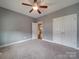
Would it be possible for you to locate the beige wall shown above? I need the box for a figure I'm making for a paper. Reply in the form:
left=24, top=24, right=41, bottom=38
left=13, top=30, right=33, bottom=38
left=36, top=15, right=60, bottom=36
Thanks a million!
left=0, top=7, right=34, bottom=45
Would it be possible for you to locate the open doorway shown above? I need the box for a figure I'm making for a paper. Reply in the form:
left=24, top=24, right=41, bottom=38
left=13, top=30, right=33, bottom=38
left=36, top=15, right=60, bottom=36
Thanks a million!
left=32, top=21, right=43, bottom=40
left=37, top=22, right=43, bottom=40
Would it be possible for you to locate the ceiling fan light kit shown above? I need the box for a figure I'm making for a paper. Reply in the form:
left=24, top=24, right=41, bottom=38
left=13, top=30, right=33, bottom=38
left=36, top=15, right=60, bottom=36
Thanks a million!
left=32, top=3, right=38, bottom=10
left=22, top=0, right=48, bottom=14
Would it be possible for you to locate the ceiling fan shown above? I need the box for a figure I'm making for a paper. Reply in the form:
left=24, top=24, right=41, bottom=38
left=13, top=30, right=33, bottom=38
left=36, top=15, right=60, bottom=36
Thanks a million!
left=22, top=0, right=48, bottom=14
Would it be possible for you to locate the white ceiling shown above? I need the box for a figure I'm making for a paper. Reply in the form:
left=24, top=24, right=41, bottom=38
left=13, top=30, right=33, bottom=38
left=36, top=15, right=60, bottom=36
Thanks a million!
left=0, top=0, right=79, bottom=18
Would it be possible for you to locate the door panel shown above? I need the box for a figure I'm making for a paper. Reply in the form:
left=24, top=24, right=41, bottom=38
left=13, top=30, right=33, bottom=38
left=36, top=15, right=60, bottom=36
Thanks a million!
left=53, top=17, right=64, bottom=43
left=32, top=23, right=38, bottom=39
left=63, top=14, right=77, bottom=48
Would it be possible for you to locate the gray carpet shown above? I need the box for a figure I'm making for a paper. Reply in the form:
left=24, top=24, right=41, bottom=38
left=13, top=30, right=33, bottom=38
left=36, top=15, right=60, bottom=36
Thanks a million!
left=0, top=40, right=79, bottom=59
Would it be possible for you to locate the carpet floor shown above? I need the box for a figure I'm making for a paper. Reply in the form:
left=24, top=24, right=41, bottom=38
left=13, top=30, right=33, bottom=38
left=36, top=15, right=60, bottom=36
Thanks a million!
left=0, top=40, right=79, bottom=59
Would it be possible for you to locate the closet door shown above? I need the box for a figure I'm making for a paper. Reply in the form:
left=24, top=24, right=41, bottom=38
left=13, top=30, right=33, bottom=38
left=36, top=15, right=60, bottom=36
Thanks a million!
left=63, top=14, right=77, bottom=48
left=53, top=14, right=77, bottom=48
left=32, top=23, right=38, bottom=39
left=53, top=17, right=64, bottom=44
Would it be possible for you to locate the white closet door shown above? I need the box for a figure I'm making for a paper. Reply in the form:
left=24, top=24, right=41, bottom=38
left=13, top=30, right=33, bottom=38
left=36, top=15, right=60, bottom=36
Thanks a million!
left=32, top=23, right=38, bottom=39
left=53, top=17, right=64, bottom=44
left=63, top=14, right=77, bottom=48
left=53, top=14, right=77, bottom=48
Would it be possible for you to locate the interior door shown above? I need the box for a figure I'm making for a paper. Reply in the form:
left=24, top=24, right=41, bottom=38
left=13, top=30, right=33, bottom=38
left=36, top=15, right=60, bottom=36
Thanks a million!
left=32, top=23, right=38, bottom=39
left=53, top=14, right=77, bottom=48
left=53, top=16, right=64, bottom=44
left=63, top=14, right=77, bottom=48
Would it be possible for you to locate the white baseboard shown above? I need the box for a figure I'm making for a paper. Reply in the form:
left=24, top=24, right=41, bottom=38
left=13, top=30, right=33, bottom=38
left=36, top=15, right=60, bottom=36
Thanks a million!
left=43, top=39, right=79, bottom=50
left=0, top=38, right=32, bottom=48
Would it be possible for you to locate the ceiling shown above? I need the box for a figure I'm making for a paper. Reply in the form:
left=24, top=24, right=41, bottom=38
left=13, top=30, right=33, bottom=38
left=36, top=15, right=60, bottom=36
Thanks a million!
left=0, top=0, right=79, bottom=18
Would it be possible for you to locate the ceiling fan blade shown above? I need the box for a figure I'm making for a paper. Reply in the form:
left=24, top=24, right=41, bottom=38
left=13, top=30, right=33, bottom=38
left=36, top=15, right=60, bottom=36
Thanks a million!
left=40, top=6, right=48, bottom=8
left=34, top=0, right=37, bottom=3
left=37, top=10, right=41, bottom=14
left=29, top=9, right=33, bottom=13
left=22, top=3, right=32, bottom=6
